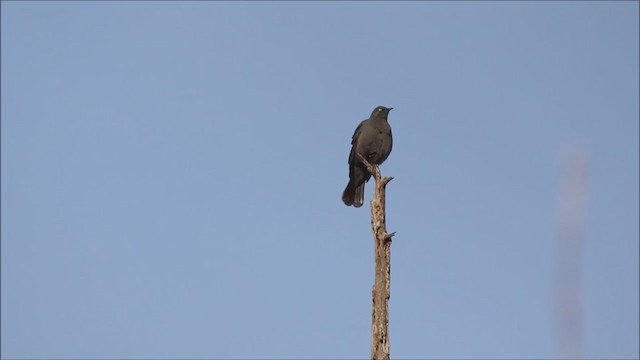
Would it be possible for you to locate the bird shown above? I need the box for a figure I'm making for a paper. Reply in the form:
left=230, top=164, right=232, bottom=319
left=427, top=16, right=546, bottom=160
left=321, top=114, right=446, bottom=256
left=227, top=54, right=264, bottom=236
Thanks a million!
left=342, top=105, right=393, bottom=207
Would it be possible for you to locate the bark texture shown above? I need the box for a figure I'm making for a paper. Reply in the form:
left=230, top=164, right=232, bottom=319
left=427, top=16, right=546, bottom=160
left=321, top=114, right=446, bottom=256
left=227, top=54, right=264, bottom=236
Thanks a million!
left=358, top=154, right=395, bottom=360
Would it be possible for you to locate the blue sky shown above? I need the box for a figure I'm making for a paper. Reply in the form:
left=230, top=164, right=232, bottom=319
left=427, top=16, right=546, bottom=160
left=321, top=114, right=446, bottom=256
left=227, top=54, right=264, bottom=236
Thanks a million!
left=1, top=2, right=638, bottom=359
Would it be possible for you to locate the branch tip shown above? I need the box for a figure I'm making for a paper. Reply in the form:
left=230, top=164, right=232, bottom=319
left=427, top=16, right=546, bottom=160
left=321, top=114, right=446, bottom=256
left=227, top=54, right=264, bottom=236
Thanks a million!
left=356, top=153, right=377, bottom=175
left=381, top=177, right=394, bottom=186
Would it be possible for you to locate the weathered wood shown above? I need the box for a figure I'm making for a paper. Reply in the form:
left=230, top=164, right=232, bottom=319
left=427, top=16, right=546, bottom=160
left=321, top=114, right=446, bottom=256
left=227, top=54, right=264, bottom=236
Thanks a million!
left=357, top=154, right=394, bottom=360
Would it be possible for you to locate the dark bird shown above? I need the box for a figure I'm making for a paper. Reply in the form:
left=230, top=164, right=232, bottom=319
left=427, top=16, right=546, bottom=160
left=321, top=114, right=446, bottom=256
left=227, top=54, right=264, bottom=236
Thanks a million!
left=342, top=105, right=393, bottom=207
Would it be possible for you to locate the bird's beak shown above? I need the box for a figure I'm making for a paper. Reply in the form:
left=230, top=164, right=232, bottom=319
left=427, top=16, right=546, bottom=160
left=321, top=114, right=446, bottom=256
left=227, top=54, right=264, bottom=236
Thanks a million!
left=388, top=107, right=394, bottom=111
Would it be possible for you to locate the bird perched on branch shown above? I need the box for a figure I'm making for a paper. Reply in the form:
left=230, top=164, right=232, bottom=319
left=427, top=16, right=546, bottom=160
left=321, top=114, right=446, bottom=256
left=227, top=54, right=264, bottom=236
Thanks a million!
left=342, top=105, right=393, bottom=207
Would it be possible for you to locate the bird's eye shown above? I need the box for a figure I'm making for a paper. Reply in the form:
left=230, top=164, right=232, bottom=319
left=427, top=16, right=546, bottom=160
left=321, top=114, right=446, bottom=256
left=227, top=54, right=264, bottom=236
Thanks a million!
left=378, top=108, right=382, bottom=111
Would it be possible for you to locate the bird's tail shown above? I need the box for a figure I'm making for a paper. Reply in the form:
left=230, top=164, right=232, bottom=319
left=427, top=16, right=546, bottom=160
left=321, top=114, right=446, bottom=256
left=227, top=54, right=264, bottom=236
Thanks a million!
left=342, top=180, right=365, bottom=208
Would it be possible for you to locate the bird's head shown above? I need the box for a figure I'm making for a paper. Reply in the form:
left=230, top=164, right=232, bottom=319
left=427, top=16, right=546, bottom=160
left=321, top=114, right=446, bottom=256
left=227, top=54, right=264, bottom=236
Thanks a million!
left=371, top=105, right=393, bottom=119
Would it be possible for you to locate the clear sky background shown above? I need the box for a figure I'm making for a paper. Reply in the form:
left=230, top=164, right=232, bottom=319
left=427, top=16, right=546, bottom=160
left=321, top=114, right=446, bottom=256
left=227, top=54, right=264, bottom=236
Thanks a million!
left=2, top=2, right=638, bottom=359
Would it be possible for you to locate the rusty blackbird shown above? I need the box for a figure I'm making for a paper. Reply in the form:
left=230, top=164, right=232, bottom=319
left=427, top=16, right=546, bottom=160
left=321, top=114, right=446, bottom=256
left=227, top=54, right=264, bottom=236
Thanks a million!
left=342, top=106, right=393, bottom=207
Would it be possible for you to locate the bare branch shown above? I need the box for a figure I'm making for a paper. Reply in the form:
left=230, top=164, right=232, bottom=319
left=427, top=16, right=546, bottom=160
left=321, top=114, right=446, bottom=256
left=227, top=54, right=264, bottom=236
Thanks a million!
left=369, top=165, right=394, bottom=360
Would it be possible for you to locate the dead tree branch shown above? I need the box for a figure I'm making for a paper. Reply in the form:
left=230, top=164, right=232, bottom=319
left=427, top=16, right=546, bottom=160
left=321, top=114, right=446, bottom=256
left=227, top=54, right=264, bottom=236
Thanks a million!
left=357, top=154, right=395, bottom=360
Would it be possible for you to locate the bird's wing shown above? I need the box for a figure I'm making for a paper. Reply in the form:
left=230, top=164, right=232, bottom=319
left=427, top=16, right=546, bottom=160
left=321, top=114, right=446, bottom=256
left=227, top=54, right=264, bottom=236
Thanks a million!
left=348, top=119, right=367, bottom=163
left=351, top=119, right=367, bottom=145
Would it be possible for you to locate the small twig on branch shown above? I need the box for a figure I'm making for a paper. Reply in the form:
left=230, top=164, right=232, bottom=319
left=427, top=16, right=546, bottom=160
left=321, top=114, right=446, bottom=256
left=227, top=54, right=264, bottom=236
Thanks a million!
left=356, top=153, right=376, bottom=176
